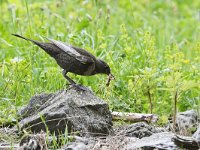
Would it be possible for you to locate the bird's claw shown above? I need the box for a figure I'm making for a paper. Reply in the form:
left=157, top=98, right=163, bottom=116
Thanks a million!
left=72, top=84, right=88, bottom=91
left=66, top=83, right=91, bottom=92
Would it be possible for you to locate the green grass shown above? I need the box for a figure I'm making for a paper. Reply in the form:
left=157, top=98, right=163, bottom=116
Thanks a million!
left=0, top=0, right=199, bottom=125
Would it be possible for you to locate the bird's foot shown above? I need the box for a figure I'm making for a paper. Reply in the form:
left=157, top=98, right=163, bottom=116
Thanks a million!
left=72, top=84, right=88, bottom=91
left=66, top=83, right=91, bottom=92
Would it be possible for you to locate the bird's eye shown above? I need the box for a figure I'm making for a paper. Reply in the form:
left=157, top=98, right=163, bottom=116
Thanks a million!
left=105, top=66, right=107, bottom=69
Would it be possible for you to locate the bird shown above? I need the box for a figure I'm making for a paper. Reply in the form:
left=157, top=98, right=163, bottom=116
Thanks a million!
left=12, top=34, right=114, bottom=88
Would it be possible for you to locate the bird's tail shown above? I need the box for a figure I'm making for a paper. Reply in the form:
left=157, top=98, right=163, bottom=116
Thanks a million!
left=12, top=34, right=37, bottom=43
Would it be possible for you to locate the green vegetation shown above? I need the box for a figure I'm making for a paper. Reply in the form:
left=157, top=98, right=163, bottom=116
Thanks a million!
left=0, top=0, right=199, bottom=125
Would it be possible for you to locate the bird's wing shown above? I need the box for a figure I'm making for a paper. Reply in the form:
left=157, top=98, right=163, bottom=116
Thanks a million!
left=47, top=38, right=92, bottom=64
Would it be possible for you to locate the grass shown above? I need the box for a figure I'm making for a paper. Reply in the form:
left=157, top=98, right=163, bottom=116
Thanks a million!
left=0, top=0, right=200, bottom=125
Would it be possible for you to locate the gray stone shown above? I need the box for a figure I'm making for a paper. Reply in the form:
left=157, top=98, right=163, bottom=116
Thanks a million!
left=115, top=122, right=166, bottom=139
left=62, top=135, right=137, bottom=150
left=65, top=142, right=88, bottom=150
left=168, top=110, right=198, bottom=135
left=192, top=124, right=200, bottom=142
left=18, top=132, right=47, bottom=150
left=126, top=132, right=178, bottom=150
left=62, top=132, right=179, bottom=150
left=18, top=87, right=112, bottom=136
left=62, top=124, right=174, bottom=150
left=59, top=136, right=95, bottom=150
left=172, top=124, right=200, bottom=149
left=176, top=110, right=198, bottom=134
left=173, top=134, right=200, bottom=150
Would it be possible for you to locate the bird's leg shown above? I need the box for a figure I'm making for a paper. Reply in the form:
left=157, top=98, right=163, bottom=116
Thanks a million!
left=62, top=70, right=76, bottom=85
left=62, top=70, right=88, bottom=91
left=62, top=69, right=80, bottom=90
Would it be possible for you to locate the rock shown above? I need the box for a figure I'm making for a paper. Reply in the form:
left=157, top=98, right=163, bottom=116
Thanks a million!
left=62, top=135, right=137, bottom=150
left=126, top=132, right=178, bottom=150
left=18, top=87, right=112, bottom=136
left=63, top=132, right=178, bottom=150
left=64, top=142, right=88, bottom=150
left=18, top=132, right=47, bottom=150
left=62, top=123, right=172, bottom=150
left=3, top=120, right=197, bottom=150
left=193, top=125, right=200, bottom=142
left=173, top=125, right=200, bottom=150
left=61, top=136, right=95, bottom=150
left=168, top=110, right=198, bottom=135
left=115, top=122, right=166, bottom=139
left=173, top=134, right=199, bottom=150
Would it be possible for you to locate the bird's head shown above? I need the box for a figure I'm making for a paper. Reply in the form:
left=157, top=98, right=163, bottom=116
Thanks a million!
left=97, top=59, right=111, bottom=74
left=97, top=59, right=115, bottom=86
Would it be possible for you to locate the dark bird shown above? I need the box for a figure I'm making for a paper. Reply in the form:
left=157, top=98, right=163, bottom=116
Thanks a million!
left=12, top=34, right=114, bottom=87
